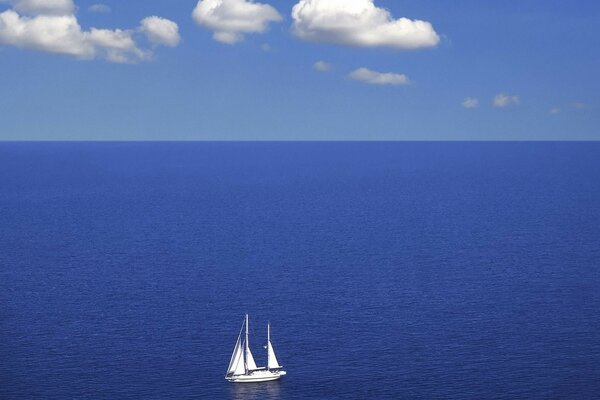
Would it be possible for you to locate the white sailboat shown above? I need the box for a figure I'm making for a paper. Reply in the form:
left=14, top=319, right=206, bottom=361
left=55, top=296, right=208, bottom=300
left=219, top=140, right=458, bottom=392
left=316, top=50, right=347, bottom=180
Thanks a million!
left=225, top=314, right=287, bottom=383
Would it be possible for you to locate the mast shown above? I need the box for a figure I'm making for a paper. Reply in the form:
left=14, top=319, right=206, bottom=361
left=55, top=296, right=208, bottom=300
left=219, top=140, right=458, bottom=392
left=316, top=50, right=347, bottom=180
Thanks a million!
left=267, top=321, right=270, bottom=371
left=244, top=313, right=249, bottom=373
left=243, top=314, right=258, bottom=372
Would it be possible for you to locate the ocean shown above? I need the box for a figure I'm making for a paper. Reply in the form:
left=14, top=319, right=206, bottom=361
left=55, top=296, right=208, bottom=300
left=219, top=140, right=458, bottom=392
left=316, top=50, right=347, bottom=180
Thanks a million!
left=1, top=142, right=599, bottom=399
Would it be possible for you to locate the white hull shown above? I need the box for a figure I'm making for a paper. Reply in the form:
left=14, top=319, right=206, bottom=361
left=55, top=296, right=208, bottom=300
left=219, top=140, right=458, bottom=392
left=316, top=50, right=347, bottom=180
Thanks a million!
left=226, top=370, right=286, bottom=383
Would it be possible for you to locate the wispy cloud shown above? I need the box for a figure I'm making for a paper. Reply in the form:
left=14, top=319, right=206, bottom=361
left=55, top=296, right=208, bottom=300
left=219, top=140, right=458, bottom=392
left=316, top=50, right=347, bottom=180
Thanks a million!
left=549, top=107, right=560, bottom=114
left=493, top=93, right=520, bottom=108
left=89, top=4, right=110, bottom=13
left=462, top=97, right=479, bottom=109
left=348, top=67, right=409, bottom=86
left=313, top=60, right=332, bottom=72
left=4, top=0, right=74, bottom=16
left=291, top=0, right=439, bottom=50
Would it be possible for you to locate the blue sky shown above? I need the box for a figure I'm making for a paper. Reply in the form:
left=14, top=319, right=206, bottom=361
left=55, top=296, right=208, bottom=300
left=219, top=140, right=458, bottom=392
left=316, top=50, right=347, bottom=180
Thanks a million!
left=1, top=0, right=599, bottom=140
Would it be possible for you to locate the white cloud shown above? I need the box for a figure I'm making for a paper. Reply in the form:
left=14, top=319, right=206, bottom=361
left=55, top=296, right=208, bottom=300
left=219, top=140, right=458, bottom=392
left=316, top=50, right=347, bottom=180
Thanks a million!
left=192, top=0, right=282, bottom=45
left=549, top=107, right=560, bottom=114
left=0, top=1, right=179, bottom=63
left=574, top=102, right=587, bottom=109
left=313, top=60, right=332, bottom=72
left=291, top=0, right=440, bottom=50
left=88, top=3, right=110, bottom=13
left=140, top=16, right=180, bottom=47
left=88, top=27, right=150, bottom=63
left=462, top=97, right=479, bottom=109
left=493, top=93, right=520, bottom=108
left=3, top=0, right=74, bottom=16
left=348, top=67, right=409, bottom=85
left=0, top=10, right=94, bottom=57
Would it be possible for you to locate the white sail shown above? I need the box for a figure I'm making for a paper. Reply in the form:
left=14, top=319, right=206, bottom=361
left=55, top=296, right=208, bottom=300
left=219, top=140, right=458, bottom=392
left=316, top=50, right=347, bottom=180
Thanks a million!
left=267, top=341, right=282, bottom=369
left=228, top=340, right=246, bottom=375
left=245, top=345, right=258, bottom=370
left=243, top=314, right=259, bottom=371
left=227, top=321, right=246, bottom=376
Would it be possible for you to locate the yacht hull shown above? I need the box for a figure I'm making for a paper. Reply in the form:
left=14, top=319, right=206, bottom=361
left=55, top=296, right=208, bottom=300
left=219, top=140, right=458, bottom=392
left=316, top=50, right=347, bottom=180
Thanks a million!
left=226, top=370, right=286, bottom=383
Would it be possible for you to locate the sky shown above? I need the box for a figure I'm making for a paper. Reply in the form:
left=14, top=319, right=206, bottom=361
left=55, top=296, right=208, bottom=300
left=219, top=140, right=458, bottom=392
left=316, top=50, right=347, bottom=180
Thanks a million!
left=0, top=0, right=599, bottom=140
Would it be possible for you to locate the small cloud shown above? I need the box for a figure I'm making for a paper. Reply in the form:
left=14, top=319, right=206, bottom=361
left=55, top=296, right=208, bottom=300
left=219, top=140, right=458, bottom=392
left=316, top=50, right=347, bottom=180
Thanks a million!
left=89, top=4, right=110, bottom=13
left=462, top=97, right=479, bottom=109
left=261, top=43, right=271, bottom=52
left=493, top=93, right=520, bottom=108
left=140, top=16, right=181, bottom=47
left=313, top=60, right=332, bottom=72
left=291, top=0, right=440, bottom=50
left=348, top=67, right=409, bottom=86
left=574, top=102, right=587, bottom=109
left=549, top=107, right=560, bottom=114
left=192, top=0, right=283, bottom=45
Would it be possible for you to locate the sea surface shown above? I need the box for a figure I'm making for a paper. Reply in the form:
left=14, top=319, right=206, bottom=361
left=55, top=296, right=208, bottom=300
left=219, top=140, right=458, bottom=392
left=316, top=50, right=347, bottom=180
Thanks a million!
left=1, top=142, right=599, bottom=399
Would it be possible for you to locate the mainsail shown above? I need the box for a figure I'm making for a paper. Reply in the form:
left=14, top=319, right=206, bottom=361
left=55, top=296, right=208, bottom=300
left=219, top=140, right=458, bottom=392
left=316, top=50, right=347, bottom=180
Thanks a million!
left=244, top=313, right=258, bottom=371
left=245, top=345, right=258, bottom=370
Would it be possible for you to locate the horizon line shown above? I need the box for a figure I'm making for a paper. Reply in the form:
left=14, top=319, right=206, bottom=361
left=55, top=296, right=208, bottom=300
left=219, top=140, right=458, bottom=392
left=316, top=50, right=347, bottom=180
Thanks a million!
left=1, top=139, right=600, bottom=143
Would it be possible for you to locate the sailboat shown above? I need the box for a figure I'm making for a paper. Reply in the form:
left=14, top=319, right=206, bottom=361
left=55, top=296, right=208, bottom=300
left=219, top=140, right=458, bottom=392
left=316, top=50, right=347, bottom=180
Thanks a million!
left=225, top=314, right=287, bottom=382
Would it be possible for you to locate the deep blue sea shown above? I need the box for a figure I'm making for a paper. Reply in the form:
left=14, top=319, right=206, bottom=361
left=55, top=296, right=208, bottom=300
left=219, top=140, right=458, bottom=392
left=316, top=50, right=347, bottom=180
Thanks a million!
left=1, top=142, right=600, bottom=399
